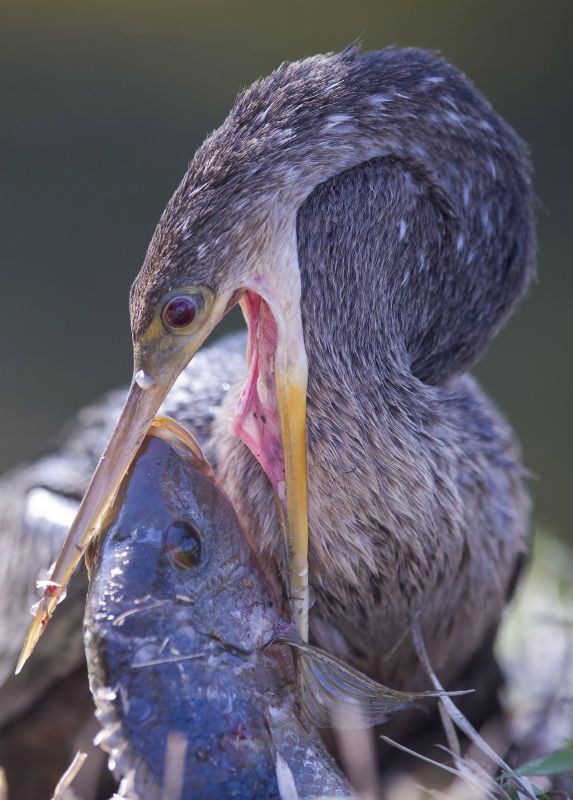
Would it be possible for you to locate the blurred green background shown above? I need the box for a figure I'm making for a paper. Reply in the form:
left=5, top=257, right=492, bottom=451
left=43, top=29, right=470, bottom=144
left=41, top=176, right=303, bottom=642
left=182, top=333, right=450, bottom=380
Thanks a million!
left=1, top=1, right=571, bottom=542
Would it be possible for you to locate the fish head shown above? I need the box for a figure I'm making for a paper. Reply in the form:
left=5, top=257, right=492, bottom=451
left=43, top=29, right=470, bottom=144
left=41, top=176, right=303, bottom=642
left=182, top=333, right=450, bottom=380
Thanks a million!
left=85, top=429, right=280, bottom=670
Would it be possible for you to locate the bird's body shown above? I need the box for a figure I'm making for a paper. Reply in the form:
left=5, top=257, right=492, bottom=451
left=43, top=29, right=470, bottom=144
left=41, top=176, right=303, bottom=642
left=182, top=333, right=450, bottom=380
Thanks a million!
left=217, top=353, right=529, bottom=691
left=18, top=46, right=535, bottom=719
left=202, top=49, right=534, bottom=688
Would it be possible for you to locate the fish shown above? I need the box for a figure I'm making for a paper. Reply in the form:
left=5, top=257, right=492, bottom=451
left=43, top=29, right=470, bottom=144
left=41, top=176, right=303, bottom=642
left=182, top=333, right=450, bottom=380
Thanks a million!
left=84, top=422, right=356, bottom=799
left=84, top=420, right=447, bottom=799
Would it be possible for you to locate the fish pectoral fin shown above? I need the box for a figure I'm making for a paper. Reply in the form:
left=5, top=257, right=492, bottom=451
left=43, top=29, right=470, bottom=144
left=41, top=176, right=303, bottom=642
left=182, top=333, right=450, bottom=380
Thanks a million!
left=273, top=630, right=472, bottom=729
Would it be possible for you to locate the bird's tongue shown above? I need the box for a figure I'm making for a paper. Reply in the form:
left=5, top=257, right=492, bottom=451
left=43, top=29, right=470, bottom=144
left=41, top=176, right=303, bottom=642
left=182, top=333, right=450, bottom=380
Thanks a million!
left=233, top=292, right=286, bottom=504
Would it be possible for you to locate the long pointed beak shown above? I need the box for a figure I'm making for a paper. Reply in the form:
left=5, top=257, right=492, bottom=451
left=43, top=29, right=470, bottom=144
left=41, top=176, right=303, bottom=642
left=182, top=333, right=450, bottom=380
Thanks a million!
left=17, top=296, right=230, bottom=674
left=16, top=376, right=174, bottom=673
left=16, top=282, right=313, bottom=672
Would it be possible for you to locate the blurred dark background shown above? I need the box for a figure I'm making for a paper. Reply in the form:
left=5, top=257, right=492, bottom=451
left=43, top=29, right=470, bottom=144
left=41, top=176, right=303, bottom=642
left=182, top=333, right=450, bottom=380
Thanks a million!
left=1, top=1, right=571, bottom=542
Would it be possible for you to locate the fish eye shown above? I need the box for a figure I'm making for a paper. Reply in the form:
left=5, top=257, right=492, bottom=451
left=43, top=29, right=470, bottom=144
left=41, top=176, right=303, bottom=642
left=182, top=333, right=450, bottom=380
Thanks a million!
left=165, top=522, right=202, bottom=569
left=161, top=293, right=203, bottom=332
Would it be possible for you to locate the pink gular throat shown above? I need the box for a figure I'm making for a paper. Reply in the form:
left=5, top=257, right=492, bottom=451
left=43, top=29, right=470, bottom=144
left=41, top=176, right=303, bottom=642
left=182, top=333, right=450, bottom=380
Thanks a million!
left=233, top=291, right=286, bottom=504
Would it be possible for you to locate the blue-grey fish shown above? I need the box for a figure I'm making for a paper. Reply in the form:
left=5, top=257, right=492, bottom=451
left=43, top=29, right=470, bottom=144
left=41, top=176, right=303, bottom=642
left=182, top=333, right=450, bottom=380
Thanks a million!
left=85, top=421, right=443, bottom=798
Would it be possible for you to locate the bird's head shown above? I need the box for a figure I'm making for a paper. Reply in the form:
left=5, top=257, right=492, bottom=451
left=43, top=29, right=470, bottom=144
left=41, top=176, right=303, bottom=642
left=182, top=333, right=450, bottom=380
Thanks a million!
left=18, top=77, right=315, bottom=669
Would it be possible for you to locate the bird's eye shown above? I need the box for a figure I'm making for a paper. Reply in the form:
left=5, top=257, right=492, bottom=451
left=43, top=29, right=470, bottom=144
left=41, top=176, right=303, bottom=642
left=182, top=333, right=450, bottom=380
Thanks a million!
left=162, top=294, right=203, bottom=331
left=165, top=522, right=202, bottom=569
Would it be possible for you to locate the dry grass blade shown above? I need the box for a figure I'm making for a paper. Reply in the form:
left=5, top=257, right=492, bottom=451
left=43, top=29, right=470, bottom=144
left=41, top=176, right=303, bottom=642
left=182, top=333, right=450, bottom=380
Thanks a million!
left=380, top=735, right=497, bottom=798
left=409, top=616, right=538, bottom=800
left=333, top=701, right=383, bottom=799
left=50, top=751, right=88, bottom=800
left=161, top=731, right=187, bottom=800
left=438, top=699, right=464, bottom=771
left=434, top=744, right=514, bottom=800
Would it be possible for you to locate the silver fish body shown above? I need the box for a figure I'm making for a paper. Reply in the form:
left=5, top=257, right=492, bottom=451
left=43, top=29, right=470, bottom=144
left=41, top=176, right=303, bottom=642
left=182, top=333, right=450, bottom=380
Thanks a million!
left=84, top=431, right=354, bottom=799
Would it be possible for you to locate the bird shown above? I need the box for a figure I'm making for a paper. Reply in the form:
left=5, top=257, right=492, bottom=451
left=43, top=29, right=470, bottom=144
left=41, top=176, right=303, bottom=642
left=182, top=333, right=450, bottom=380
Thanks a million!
left=18, top=44, right=535, bottom=710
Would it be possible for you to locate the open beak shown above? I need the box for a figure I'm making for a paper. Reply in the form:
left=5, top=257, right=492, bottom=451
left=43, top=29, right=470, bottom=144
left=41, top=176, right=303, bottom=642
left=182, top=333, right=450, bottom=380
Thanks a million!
left=17, top=282, right=311, bottom=674
left=235, top=287, right=310, bottom=640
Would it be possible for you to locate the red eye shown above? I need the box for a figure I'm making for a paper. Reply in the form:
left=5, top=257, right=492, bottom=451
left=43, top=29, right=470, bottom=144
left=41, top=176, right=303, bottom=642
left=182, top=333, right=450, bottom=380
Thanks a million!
left=162, top=295, right=201, bottom=330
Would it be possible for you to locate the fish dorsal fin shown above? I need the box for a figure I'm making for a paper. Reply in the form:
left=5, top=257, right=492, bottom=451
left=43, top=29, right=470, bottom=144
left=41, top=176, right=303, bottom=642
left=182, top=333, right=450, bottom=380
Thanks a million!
left=273, top=629, right=470, bottom=729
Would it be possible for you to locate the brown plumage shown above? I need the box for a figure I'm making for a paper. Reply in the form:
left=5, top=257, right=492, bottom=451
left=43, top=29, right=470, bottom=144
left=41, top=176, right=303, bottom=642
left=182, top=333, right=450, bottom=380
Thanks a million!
left=15, top=45, right=536, bottom=707
left=131, top=46, right=535, bottom=689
